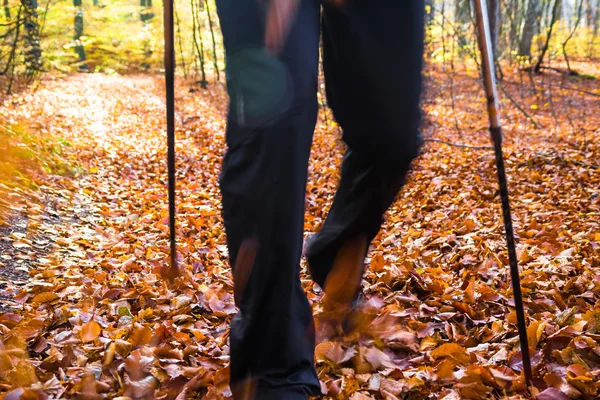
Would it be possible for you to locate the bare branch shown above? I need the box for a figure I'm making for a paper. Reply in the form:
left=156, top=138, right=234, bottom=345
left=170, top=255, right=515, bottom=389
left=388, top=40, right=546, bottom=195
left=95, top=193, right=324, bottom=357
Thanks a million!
left=498, top=83, right=543, bottom=129
left=423, top=138, right=493, bottom=150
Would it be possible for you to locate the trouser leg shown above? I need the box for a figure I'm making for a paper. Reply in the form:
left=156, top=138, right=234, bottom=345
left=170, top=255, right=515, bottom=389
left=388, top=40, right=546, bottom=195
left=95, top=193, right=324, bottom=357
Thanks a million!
left=215, top=0, right=321, bottom=397
left=307, top=1, right=426, bottom=289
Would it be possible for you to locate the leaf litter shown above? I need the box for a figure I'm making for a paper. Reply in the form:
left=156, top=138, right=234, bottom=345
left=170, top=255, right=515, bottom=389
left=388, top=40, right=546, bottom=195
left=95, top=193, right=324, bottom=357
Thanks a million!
left=0, top=67, right=598, bottom=399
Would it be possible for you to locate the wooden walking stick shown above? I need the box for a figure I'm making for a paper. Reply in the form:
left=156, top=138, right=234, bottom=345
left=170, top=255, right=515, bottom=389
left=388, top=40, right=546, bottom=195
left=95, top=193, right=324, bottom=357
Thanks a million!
left=163, top=0, right=178, bottom=279
left=473, top=0, right=533, bottom=385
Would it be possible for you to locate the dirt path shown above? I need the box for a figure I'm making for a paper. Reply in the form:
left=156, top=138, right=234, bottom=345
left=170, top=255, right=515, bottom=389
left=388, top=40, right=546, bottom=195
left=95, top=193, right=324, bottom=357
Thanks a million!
left=0, top=73, right=598, bottom=399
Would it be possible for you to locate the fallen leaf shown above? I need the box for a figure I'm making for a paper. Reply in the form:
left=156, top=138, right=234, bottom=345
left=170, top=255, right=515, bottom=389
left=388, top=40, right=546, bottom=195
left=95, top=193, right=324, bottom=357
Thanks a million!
left=80, top=321, right=101, bottom=342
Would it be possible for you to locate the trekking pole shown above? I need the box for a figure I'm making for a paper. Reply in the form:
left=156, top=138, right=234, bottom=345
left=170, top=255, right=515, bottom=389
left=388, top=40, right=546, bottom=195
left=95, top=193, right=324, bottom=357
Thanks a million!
left=164, top=0, right=178, bottom=273
left=472, top=0, right=532, bottom=385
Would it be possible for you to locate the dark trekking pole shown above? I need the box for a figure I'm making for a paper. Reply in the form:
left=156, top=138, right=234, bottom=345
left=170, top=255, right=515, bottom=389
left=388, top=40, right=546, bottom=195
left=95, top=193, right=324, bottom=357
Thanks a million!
left=163, top=0, right=178, bottom=277
left=473, top=0, right=532, bottom=385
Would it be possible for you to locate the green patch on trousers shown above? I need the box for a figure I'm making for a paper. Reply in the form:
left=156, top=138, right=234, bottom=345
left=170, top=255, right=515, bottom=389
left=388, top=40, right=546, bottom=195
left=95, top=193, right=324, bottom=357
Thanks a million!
left=226, top=48, right=291, bottom=127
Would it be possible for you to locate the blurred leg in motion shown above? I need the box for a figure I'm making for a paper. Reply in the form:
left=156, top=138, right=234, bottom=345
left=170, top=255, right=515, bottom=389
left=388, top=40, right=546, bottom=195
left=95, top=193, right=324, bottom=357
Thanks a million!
left=306, top=1, right=426, bottom=309
left=215, top=0, right=321, bottom=398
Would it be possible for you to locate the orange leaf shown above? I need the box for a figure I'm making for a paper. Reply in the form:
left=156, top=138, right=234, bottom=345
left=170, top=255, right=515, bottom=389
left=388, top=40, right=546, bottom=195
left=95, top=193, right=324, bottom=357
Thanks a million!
left=431, top=343, right=471, bottom=365
left=129, top=323, right=152, bottom=347
left=370, top=253, right=385, bottom=272
left=80, top=321, right=101, bottom=342
left=31, top=292, right=58, bottom=304
left=464, top=277, right=476, bottom=304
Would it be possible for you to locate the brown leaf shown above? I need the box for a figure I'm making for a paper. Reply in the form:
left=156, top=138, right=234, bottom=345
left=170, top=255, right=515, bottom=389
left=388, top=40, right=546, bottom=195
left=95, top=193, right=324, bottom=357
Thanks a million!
left=31, top=292, right=58, bottom=304
left=124, top=374, right=159, bottom=399
left=364, top=347, right=393, bottom=371
left=379, top=378, right=405, bottom=395
left=74, top=373, right=103, bottom=400
left=464, top=277, right=476, bottom=304
left=349, top=393, right=372, bottom=400
left=536, top=387, right=571, bottom=400
left=125, top=349, right=155, bottom=381
left=80, top=321, right=101, bottom=342
left=527, top=320, right=547, bottom=349
left=129, top=323, right=152, bottom=346
left=315, top=341, right=334, bottom=362
left=370, top=253, right=386, bottom=272
left=431, top=343, right=471, bottom=365
left=435, top=358, right=457, bottom=381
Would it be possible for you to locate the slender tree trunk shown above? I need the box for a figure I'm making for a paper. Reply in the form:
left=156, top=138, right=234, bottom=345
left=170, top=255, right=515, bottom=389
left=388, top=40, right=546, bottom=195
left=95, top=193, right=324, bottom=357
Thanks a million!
left=20, top=0, right=42, bottom=76
left=594, top=0, right=600, bottom=34
left=454, top=0, right=471, bottom=24
left=4, top=5, right=21, bottom=93
left=534, top=0, right=561, bottom=73
left=3, top=5, right=21, bottom=76
left=487, top=0, right=499, bottom=61
left=174, top=1, right=188, bottom=79
left=586, top=0, right=598, bottom=58
left=508, top=0, right=520, bottom=61
left=538, top=0, right=550, bottom=52
left=204, top=0, right=220, bottom=82
left=73, top=0, right=87, bottom=70
left=454, top=0, right=471, bottom=51
left=190, top=0, right=199, bottom=77
left=3, top=0, right=10, bottom=19
left=586, top=0, right=597, bottom=28
left=562, top=0, right=584, bottom=73
left=519, top=0, right=539, bottom=58
left=140, top=0, right=153, bottom=22
left=190, top=0, right=207, bottom=87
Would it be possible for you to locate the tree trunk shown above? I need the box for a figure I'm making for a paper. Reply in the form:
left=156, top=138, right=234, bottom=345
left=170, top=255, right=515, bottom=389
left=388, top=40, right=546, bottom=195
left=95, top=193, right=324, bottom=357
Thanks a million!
left=4, top=5, right=22, bottom=93
left=20, top=0, right=42, bottom=76
left=140, top=0, right=153, bottom=22
left=190, top=0, right=207, bottom=87
left=3, top=0, right=10, bottom=19
left=563, top=0, right=584, bottom=72
left=204, top=0, right=220, bottom=82
left=534, top=0, right=561, bottom=73
left=587, top=0, right=597, bottom=28
left=140, top=0, right=146, bottom=22
left=519, top=0, right=539, bottom=58
left=174, top=1, right=188, bottom=79
left=74, top=0, right=87, bottom=70
left=508, top=0, right=521, bottom=59
left=487, top=0, right=499, bottom=61
left=2, top=4, right=21, bottom=76
left=454, top=0, right=471, bottom=24
left=593, top=1, right=600, bottom=36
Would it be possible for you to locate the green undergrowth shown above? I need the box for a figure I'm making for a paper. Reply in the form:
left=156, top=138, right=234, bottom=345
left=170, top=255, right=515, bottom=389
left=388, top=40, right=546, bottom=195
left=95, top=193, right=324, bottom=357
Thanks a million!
left=0, top=123, right=79, bottom=190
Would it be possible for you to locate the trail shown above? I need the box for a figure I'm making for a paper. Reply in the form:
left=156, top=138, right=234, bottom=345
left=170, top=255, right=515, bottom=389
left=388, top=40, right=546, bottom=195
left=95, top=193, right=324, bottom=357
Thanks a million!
left=0, top=73, right=599, bottom=399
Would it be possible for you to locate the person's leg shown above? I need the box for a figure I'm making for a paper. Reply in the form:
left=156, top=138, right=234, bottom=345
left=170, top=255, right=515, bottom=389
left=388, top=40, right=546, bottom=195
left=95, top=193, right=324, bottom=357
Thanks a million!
left=307, top=1, right=426, bottom=303
left=215, top=0, right=321, bottom=398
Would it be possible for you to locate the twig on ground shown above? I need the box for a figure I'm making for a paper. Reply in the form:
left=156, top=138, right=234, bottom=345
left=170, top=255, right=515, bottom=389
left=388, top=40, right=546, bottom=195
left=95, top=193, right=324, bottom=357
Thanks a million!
left=498, top=83, right=542, bottom=129
left=517, top=150, right=600, bottom=170
left=522, top=65, right=580, bottom=76
left=502, top=78, right=600, bottom=98
left=423, top=138, right=493, bottom=150
left=554, top=84, right=600, bottom=98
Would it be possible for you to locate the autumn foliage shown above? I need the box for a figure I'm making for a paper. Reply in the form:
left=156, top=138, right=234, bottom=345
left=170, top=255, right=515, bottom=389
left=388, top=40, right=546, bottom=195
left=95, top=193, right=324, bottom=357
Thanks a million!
left=0, top=61, right=599, bottom=399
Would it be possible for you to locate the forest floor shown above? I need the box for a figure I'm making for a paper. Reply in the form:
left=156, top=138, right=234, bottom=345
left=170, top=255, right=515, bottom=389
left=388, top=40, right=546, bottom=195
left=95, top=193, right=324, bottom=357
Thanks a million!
left=0, top=63, right=599, bottom=399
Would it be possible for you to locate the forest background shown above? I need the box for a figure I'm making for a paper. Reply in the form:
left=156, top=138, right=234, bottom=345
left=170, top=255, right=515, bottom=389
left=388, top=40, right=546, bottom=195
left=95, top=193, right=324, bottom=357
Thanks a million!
left=0, top=0, right=599, bottom=399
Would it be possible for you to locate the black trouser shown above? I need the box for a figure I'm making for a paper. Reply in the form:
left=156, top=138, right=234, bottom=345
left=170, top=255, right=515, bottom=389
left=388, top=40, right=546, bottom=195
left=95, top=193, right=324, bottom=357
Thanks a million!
left=216, top=1, right=424, bottom=398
